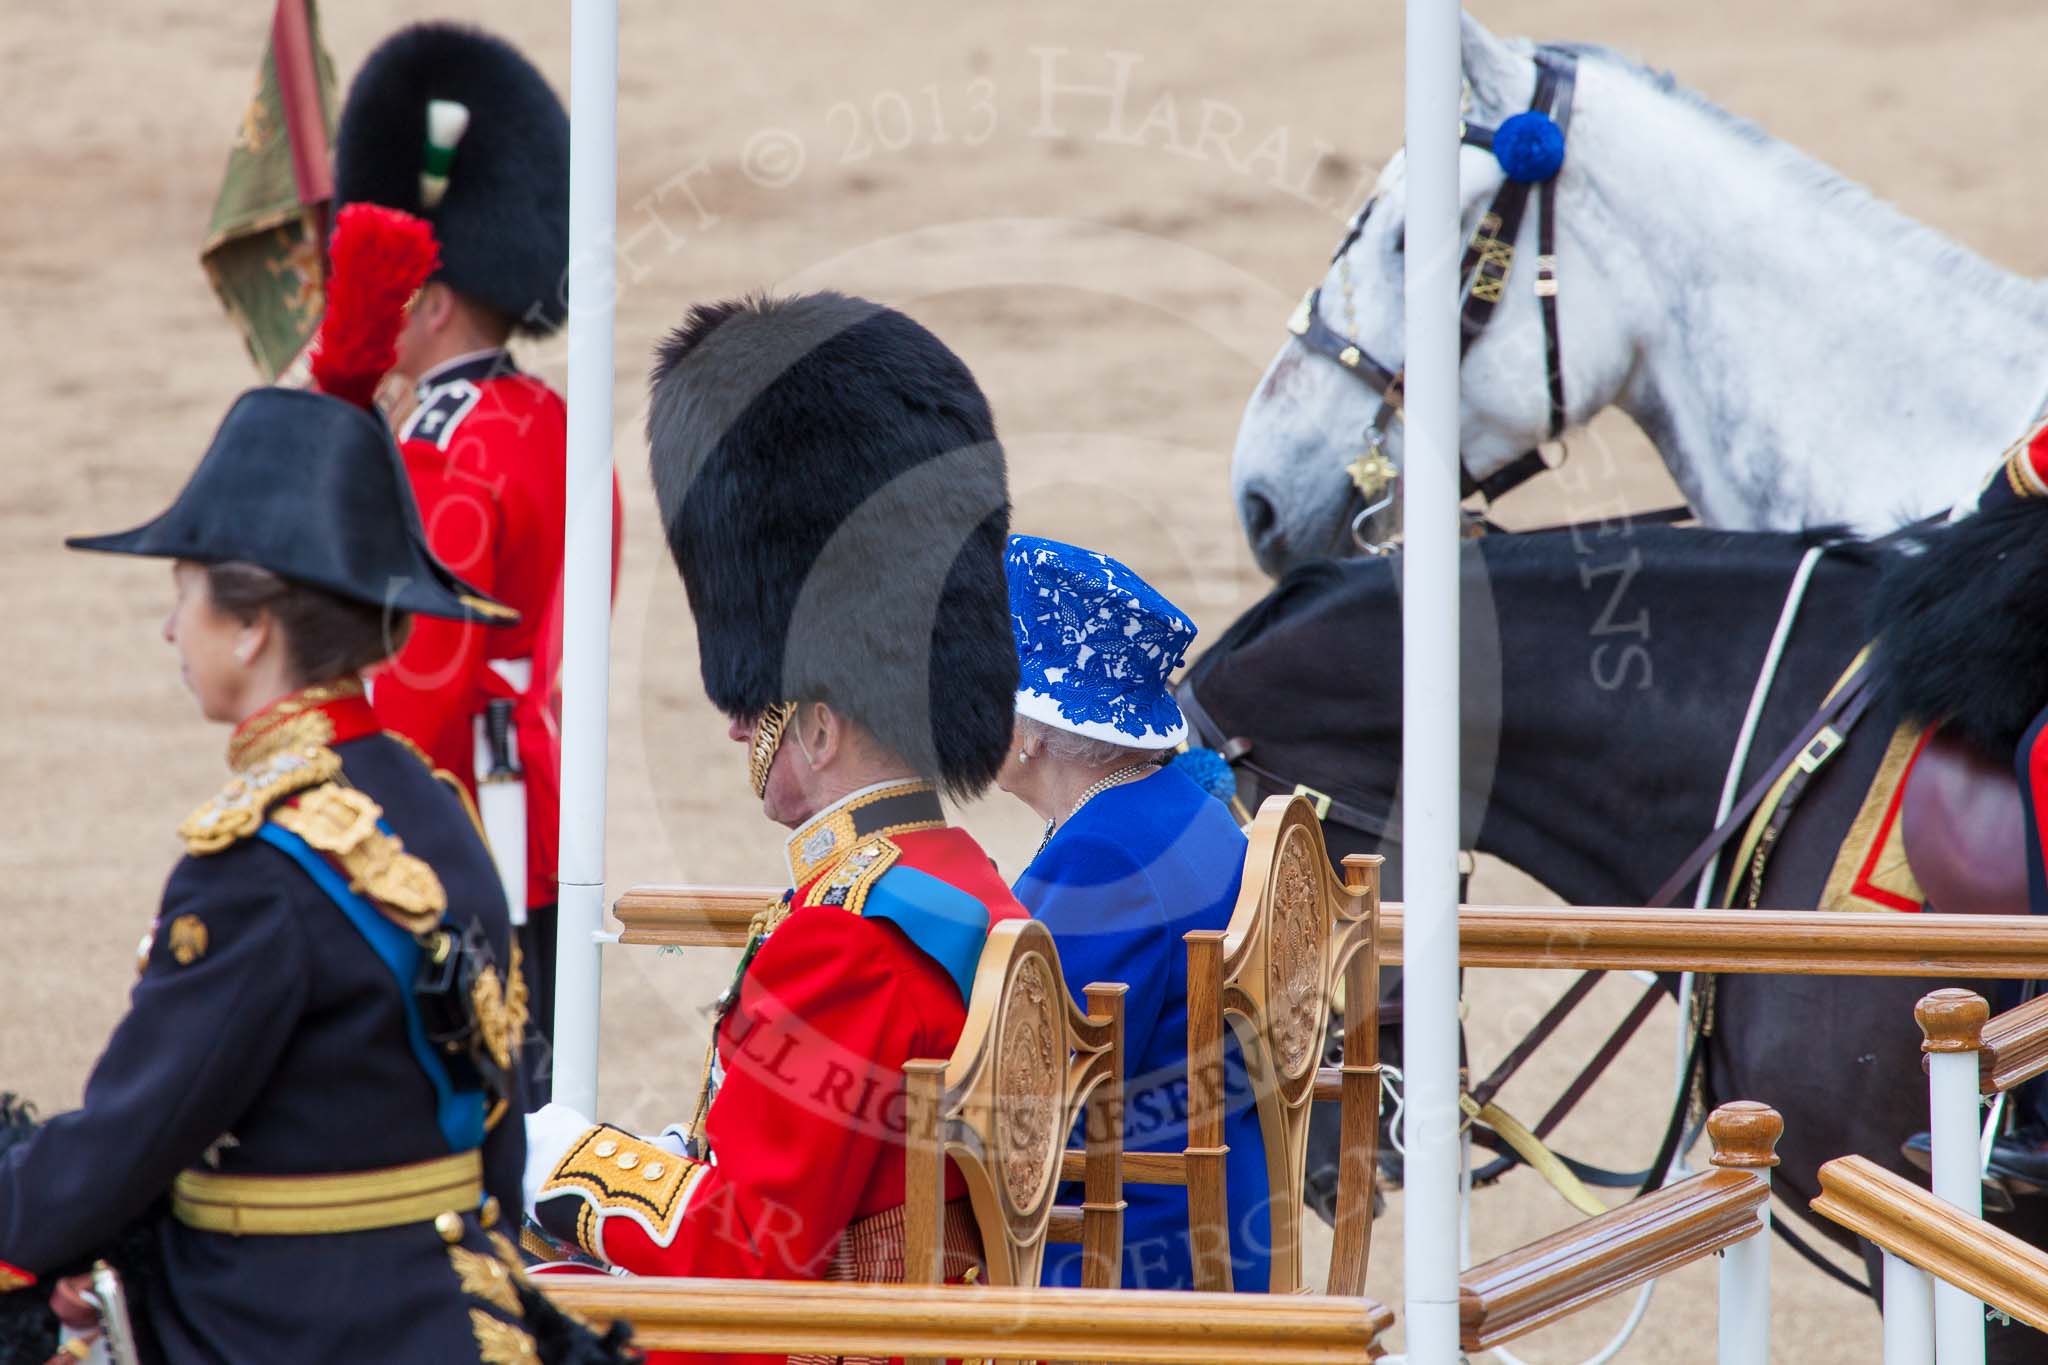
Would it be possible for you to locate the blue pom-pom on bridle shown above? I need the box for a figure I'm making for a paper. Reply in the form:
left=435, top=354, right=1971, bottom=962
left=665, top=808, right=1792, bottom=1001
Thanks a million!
left=1170, top=747, right=1238, bottom=805
left=1492, top=109, right=1565, bottom=184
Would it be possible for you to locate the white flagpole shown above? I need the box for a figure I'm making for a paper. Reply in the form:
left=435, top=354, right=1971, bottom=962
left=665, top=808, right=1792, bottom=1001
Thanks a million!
left=1400, top=0, right=1464, bottom=1360
left=553, top=0, right=619, bottom=1120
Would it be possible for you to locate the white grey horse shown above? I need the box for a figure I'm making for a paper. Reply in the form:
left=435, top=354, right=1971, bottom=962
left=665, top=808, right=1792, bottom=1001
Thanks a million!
left=1232, top=15, right=2048, bottom=577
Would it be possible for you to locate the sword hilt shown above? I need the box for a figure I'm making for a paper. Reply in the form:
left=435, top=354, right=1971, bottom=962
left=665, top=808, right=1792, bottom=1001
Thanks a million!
left=482, top=699, right=521, bottom=781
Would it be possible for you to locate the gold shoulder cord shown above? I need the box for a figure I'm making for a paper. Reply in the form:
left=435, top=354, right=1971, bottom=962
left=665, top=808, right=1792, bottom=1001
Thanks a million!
left=272, top=784, right=448, bottom=934
left=179, top=747, right=345, bottom=855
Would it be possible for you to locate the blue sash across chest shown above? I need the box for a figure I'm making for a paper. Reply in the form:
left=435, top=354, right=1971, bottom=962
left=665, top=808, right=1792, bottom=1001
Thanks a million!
left=256, top=821, right=486, bottom=1153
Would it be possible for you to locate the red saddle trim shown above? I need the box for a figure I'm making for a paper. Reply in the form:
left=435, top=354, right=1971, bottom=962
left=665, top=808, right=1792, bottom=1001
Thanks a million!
left=1851, top=728, right=1933, bottom=914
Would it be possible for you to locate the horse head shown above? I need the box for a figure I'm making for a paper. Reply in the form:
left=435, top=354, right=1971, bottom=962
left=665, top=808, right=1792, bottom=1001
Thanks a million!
left=1233, top=15, right=2047, bottom=579
left=1232, top=16, right=1648, bottom=576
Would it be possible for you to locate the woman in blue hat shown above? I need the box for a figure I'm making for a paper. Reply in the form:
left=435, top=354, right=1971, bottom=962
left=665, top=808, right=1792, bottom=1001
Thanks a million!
left=997, top=534, right=1271, bottom=1291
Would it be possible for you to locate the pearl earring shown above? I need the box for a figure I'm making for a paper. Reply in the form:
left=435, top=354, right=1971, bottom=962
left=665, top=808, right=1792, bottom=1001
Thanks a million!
left=1018, top=749, right=1032, bottom=763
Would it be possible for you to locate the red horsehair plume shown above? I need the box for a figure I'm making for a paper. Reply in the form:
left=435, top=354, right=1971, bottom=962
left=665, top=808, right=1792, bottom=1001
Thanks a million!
left=308, top=204, right=440, bottom=410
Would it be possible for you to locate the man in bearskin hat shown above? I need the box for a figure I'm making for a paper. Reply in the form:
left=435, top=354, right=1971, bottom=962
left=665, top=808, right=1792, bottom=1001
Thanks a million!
left=522, top=293, right=1025, bottom=1303
left=334, top=21, right=623, bottom=1104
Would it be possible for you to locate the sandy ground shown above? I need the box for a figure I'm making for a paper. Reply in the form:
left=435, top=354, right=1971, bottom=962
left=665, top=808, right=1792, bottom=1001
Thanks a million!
left=9, top=0, right=2048, bottom=1358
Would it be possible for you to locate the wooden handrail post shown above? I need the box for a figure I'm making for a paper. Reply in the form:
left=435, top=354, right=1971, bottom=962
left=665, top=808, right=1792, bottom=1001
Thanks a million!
left=901, top=1059, right=947, bottom=1365
left=1706, top=1102, right=1780, bottom=1365
left=901, top=1060, right=947, bottom=1286
left=1330, top=854, right=1383, bottom=1298
left=1182, top=929, right=1233, bottom=1293
left=1917, top=989, right=1991, bottom=1365
left=1081, top=983, right=1128, bottom=1292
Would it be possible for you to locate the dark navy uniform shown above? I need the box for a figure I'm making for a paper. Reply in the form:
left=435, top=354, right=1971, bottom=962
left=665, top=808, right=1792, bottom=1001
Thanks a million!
left=4, top=373, right=579, bottom=1361
left=0, top=685, right=536, bottom=1364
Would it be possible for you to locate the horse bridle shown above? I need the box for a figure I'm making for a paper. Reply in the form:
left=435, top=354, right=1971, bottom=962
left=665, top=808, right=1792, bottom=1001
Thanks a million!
left=1288, top=47, right=1579, bottom=554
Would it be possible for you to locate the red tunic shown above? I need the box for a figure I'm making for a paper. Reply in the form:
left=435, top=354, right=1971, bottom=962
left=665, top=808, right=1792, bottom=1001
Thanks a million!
left=533, top=801, right=1025, bottom=1365
left=369, top=350, right=621, bottom=909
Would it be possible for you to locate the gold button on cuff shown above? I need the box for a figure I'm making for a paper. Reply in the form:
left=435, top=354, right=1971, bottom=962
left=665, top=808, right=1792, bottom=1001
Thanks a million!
left=644, top=1162, right=666, bottom=1180
left=593, top=1139, right=618, bottom=1158
left=435, top=1210, right=465, bottom=1245
left=480, top=1196, right=501, bottom=1229
left=617, top=1151, right=639, bottom=1170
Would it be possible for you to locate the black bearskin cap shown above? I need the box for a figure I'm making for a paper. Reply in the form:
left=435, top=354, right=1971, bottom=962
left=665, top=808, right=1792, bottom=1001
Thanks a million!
left=648, top=293, right=1017, bottom=800
left=1874, top=501, right=2048, bottom=755
left=335, top=23, right=569, bottom=334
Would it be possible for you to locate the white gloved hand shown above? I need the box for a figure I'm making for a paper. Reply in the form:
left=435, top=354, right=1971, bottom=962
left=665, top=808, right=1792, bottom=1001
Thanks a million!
left=651, top=1124, right=691, bottom=1158
left=523, top=1101, right=597, bottom=1216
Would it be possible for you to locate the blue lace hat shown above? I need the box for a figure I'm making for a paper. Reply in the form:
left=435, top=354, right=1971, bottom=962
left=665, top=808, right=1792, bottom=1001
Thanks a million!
left=1006, top=535, right=1195, bottom=749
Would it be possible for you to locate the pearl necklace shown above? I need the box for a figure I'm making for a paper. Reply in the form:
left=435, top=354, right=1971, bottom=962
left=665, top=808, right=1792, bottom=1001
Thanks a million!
left=1036, top=764, right=1155, bottom=854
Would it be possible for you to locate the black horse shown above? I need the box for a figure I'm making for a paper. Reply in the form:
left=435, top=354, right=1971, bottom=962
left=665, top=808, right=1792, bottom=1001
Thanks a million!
left=1181, top=522, right=2048, bottom=1360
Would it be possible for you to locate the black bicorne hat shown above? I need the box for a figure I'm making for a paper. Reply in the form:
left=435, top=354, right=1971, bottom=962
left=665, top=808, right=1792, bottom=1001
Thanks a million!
left=68, top=388, right=515, bottom=627
left=335, top=23, right=568, bottom=335
left=649, top=292, right=1017, bottom=801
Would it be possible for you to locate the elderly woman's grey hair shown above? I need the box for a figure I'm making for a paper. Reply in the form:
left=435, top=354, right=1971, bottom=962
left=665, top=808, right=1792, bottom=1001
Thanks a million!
left=1015, top=714, right=1162, bottom=771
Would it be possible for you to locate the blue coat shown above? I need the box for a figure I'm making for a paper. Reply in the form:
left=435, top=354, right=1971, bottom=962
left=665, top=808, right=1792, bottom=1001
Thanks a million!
left=1015, top=763, right=1271, bottom=1291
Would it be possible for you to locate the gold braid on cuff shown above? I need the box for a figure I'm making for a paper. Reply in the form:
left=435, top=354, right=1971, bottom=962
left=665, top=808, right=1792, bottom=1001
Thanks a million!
left=748, top=701, right=798, bottom=799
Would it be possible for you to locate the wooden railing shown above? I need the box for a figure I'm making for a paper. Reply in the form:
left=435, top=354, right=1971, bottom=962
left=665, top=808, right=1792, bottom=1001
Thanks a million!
left=613, top=888, right=2048, bottom=978
left=1384, top=904, right=2048, bottom=977
left=614, top=884, right=775, bottom=946
left=1812, top=1155, right=2048, bottom=1335
left=1457, top=1102, right=1780, bottom=1355
left=1978, top=991, right=2048, bottom=1094
left=541, top=1277, right=1395, bottom=1363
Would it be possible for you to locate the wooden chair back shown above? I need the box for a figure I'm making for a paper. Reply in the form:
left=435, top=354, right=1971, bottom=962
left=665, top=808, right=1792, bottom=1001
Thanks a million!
left=902, top=916, right=1126, bottom=1294
left=1185, top=793, right=1381, bottom=1295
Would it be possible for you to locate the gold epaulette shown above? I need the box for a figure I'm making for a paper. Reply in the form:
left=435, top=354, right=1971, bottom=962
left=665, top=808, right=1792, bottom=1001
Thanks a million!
left=799, top=835, right=902, bottom=916
left=179, top=746, right=344, bottom=856
left=272, top=782, right=447, bottom=933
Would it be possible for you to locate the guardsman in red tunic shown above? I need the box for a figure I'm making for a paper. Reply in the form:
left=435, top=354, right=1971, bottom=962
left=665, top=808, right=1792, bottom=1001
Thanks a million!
left=521, top=293, right=1024, bottom=1362
left=333, top=22, right=623, bottom=1100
